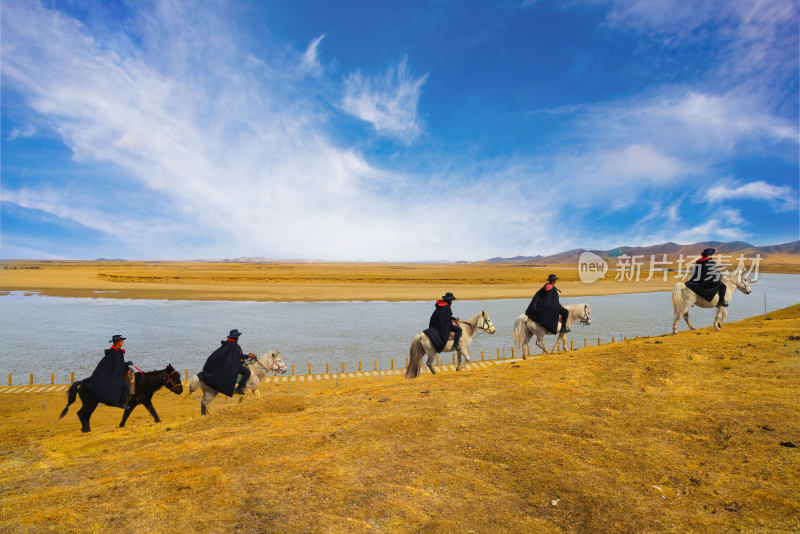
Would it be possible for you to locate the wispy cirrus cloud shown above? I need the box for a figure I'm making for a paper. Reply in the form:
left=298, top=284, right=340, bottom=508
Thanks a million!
left=341, top=56, right=427, bottom=142
left=705, top=180, right=798, bottom=210
left=0, top=1, right=557, bottom=260
left=299, top=34, right=325, bottom=76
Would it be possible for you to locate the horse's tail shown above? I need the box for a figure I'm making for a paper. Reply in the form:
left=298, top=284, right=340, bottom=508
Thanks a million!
left=59, top=381, right=81, bottom=419
left=405, top=335, right=425, bottom=379
left=672, top=282, right=686, bottom=315
left=513, top=315, right=528, bottom=348
left=188, top=375, right=200, bottom=394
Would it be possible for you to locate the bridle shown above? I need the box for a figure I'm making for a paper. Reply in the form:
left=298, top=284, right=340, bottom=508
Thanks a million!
left=480, top=314, right=494, bottom=333
left=164, top=369, right=183, bottom=393
left=723, top=275, right=749, bottom=293
left=579, top=305, right=591, bottom=325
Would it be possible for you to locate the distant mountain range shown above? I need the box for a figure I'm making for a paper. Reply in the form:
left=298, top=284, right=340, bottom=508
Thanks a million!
left=482, top=240, right=800, bottom=264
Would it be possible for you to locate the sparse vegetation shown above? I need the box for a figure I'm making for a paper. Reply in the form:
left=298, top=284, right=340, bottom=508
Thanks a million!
left=1, top=306, right=798, bottom=532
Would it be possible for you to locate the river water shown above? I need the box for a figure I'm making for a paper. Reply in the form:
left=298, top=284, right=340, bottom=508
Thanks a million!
left=1, top=274, right=798, bottom=381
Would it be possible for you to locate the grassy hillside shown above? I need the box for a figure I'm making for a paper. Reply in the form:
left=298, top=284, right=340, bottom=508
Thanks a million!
left=1, top=306, right=799, bottom=532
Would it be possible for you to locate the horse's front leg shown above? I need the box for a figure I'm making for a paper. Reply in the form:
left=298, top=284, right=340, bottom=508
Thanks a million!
left=119, top=399, right=139, bottom=427
left=713, top=308, right=727, bottom=330
left=142, top=399, right=161, bottom=423
left=457, top=349, right=470, bottom=371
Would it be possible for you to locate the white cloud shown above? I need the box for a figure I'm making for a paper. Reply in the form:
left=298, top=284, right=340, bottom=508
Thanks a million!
left=299, top=34, right=325, bottom=76
left=705, top=180, right=797, bottom=210
left=6, top=124, right=36, bottom=140
left=341, top=56, right=427, bottom=142
left=0, top=1, right=558, bottom=260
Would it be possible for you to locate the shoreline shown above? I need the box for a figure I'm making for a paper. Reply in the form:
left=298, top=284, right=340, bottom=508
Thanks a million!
left=0, top=260, right=791, bottom=303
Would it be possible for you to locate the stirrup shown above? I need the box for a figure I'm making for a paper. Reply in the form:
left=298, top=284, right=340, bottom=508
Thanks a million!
left=718, top=300, right=729, bottom=307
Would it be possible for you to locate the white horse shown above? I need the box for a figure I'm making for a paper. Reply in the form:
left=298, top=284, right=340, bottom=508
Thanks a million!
left=405, top=311, right=496, bottom=378
left=188, top=351, right=287, bottom=415
left=512, top=303, right=591, bottom=355
left=671, top=267, right=753, bottom=334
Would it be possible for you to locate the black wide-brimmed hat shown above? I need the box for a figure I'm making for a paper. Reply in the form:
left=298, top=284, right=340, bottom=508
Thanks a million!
left=702, top=248, right=715, bottom=257
left=228, top=329, right=242, bottom=339
left=547, top=274, right=559, bottom=282
left=109, top=335, right=126, bottom=343
left=442, top=292, right=456, bottom=302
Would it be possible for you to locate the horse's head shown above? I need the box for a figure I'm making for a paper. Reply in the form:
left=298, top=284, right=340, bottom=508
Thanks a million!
left=264, top=351, right=288, bottom=374
left=480, top=311, right=496, bottom=334
left=164, top=364, right=184, bottom=394
left=579, top=304, right=591, bottom=325
left=729, top=268, right=753, bottom=295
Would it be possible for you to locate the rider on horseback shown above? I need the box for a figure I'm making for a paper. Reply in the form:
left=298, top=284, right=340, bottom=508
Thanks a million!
left=198, top=329, right=257, bottom=396
left=526, top=274, right=570, bottom=334
left=685, top=248, right=728, bottom=307
left=428, top=292, right=461, bottom=352
left=83, top=334, right=135, bottom=408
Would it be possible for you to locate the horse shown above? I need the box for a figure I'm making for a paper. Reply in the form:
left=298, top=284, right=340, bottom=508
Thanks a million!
left=512, top=303, right=591, bottom=355
left=59, top=364, right=183, bottom=433
left=404, top=311, right=496, bottom=379
left=671, top=267, right=754, bottom=334
left=187, top=351, right=287, bottom=415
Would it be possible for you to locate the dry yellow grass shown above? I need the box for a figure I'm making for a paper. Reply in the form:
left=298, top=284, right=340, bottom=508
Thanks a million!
left=0, top=260, right=758, bottom=301
left=1, top=306, right=798, bottom=532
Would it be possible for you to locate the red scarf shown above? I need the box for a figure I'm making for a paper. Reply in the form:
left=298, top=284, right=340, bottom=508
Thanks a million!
left=225, top=338, right=238, bottom=342
left=436, top=300, right=450, bottom=307
left=544, top=283, right=554, bottom=291
left=110, top=345, right=126, bottom=354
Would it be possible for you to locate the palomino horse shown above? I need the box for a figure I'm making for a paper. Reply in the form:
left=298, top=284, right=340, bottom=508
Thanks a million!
left=671, top=267, right=753, bottom=334
left=512, top=303, right=591, bottom=355
left=59, top=364, right=183, bottom=432
left=405, top=311, right=496, bottom=379
left=188, top=351, right=287, bottom=415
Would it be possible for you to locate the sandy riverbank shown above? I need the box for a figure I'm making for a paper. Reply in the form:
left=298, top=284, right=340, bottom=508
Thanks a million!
left=2, top=260, right=783, bottom=301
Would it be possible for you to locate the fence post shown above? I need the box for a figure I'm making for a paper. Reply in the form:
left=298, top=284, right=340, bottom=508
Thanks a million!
left=326, top=362, right=329, bottom=373
left=359, top=360, right=362, bottom=371
left=481, top=350, right=485, bottom=360
left=185, top=368, right=188, bottom=380
left=584, top=338, right=587, bottom=348
left=391, top=358, right=394, bottom=369
left=452, top=353, right=455, bottom=364
left=30, top=373, right=33, bottom=385
left=612, top=337, right=615, bottom=344
left=342, top=362, right=345, bottom=373
left=405, top=357, right=408, bottom=368
left=497, top=348, right=501, bottom=359
left=291, top=364, right=295, bottom=375
left=375, top=359, right=378, bottom=371
left=7, top=375, right=10, bottom=386
left=50, top=373, right=54, bottom=385
left=597, top=338, right=601, bottom=346
left=511, top=347, right=515, bottom=358
left=436, top=354, right=439, bottom=366
left=71, top=371, right=74, bottom=383
left=571, top=340, right=574, bottom=350
left=308, top=363, right=312, bottom=375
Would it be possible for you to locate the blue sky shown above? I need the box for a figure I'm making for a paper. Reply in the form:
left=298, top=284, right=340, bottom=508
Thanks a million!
left=1, top=0, right=798, bottom=260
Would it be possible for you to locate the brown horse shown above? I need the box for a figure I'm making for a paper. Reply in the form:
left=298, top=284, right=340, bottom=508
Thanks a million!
left=59, top=364, right=183, bottom=432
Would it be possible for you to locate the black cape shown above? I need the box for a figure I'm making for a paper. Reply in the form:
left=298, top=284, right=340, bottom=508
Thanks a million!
left=83, top=347, right=129, bottom=408
left=424, top=302, right=453, bottom=352
left=198, top=340, right=244, bottom=397
left=685, top=258, right=722, bottom=301
left=525, top=284, right=562, bottom=334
